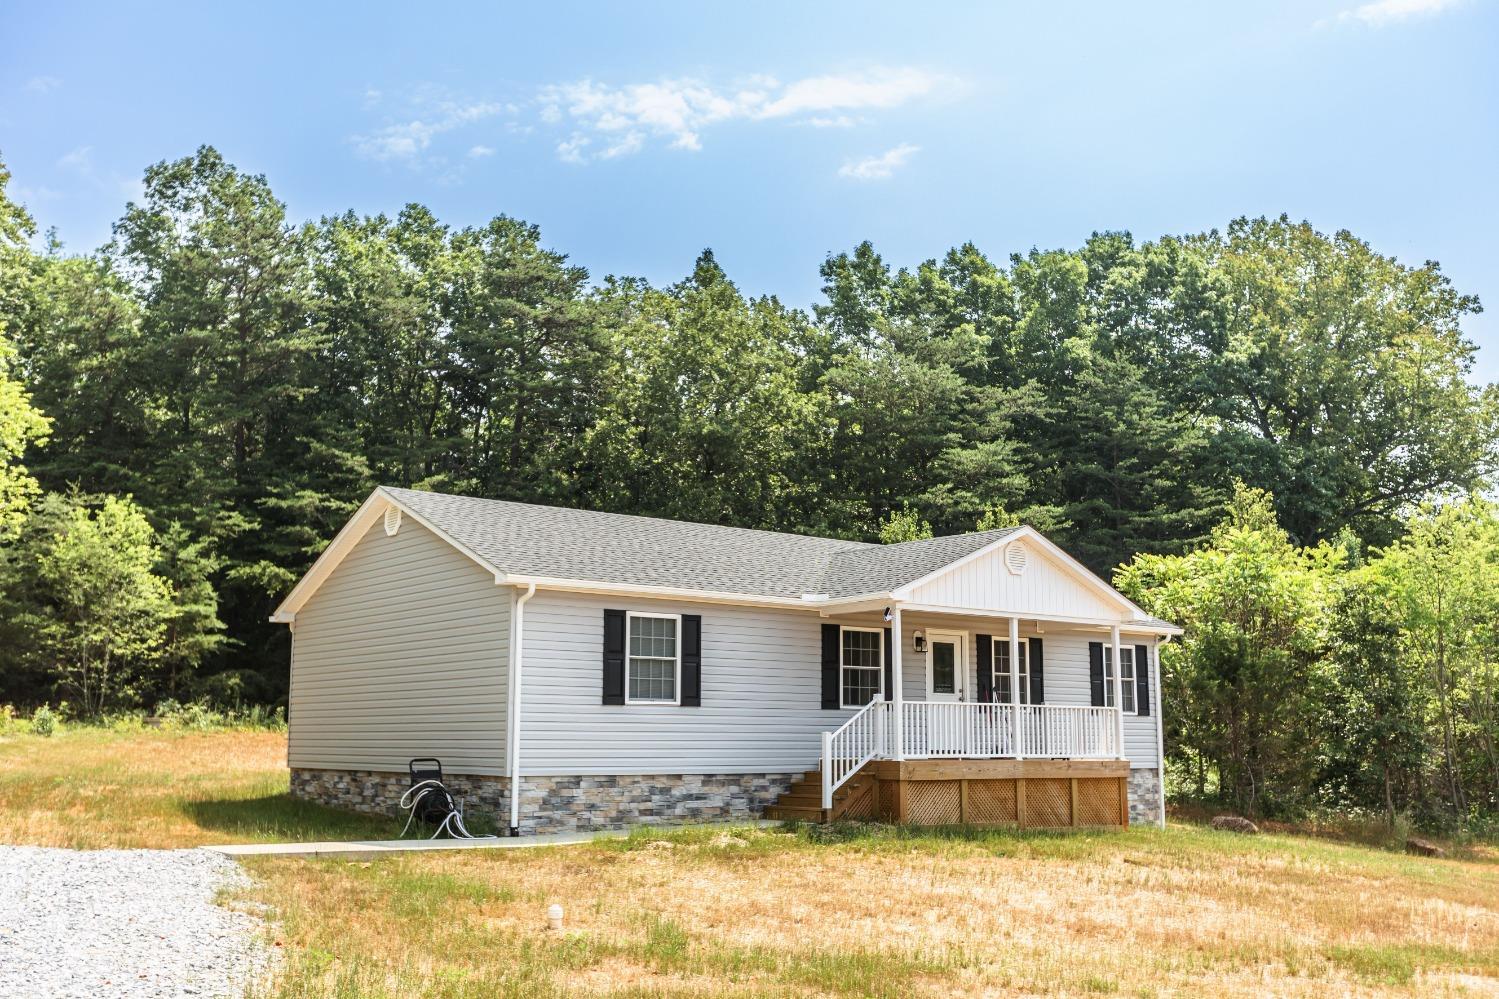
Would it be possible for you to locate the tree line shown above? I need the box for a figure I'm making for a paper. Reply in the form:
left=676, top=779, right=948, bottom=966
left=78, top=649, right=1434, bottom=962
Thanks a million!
left=0, top=146, right=1495, bottom=825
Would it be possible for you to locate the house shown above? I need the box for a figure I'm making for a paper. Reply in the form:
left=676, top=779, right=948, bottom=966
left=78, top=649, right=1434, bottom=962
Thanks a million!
left=272, top=487, right=1179, bottom=835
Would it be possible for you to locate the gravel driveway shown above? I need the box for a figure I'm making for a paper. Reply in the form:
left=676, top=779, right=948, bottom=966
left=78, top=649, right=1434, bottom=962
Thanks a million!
left=0, top=846, right=269, bottom=998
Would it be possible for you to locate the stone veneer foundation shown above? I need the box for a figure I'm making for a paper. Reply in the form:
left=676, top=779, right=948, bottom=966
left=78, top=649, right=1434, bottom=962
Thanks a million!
left=291, top=767, right=801, bottom=835
left=1127, top=767, right=1164, bottom=826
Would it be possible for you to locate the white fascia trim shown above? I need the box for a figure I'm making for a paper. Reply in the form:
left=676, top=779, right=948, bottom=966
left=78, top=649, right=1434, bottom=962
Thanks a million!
left=495, top=574, right=889, bottom=612
left=271, top=487, right=504, bottom=623
left=889, top=526, right=1159, bottom=624
left=890, top=602, right=1183, bottom=635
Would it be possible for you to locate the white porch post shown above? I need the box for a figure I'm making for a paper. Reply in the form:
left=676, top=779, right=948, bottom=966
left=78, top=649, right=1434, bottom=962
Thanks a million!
left=1009, top=616, right=1022, bottom=759
left=1111, top=624, right=1125, bottom=760
left=891, top=604, right=904, bottom=760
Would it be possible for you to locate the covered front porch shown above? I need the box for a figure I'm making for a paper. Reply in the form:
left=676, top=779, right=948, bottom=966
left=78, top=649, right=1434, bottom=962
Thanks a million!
left=812, top=600, right=1152, bottom=810
left=767, top=527, right=1177, bottom=826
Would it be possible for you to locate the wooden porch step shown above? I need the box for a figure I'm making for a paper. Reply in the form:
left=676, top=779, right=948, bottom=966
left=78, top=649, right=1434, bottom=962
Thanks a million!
left=764, top=767, right=877, bottom=824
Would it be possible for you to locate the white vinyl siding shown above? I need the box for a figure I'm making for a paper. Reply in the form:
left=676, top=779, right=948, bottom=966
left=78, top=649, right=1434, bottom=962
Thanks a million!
left=517, top=592, right=1160, bottom=776
left=521, top=590, right=857, bottom=775
left=288, top=516, right=508, bottom=775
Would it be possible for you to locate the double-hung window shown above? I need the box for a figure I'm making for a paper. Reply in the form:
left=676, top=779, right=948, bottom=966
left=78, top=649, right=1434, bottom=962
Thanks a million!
left=840, top=627, right=883, bottom=708
left=992, top=639, right=1032, bottom=704
left=626, top=612, right=680, bottom=705
left=1103, top=645, right=1137, bottom=714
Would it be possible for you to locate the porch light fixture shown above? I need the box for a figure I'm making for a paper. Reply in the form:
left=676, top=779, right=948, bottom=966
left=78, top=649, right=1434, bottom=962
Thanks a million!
left=912, top=629, right=927, bottom=653
left=882, top=606, right=892, bottom=623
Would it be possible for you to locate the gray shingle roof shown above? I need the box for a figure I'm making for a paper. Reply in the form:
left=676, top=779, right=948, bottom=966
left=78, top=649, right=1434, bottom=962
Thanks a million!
left=386, top=488, right=871, bottom=599
left=380, top=488, right=1175, bottom=631
left=385, top=488, right=1019, bottom=600
left=818, top=528, right=1022, bottom=597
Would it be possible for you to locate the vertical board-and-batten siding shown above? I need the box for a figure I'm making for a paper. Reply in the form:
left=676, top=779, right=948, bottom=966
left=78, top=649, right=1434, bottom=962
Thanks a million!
left=289, top=515, right=509, bottom=775
left=906, top=539, right=1121, bottom=620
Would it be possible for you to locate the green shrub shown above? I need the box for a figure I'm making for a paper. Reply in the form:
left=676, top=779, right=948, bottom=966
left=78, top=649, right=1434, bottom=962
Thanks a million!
left=30, top=704, right=56, bottom=737
left=149, top=698, right=286, bottom=732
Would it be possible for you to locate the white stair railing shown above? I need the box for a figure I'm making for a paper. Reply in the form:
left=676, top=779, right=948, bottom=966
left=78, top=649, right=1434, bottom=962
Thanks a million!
left=821, top=700, right=888, bottom=809
left=818, top=703, right=1122, bottom=807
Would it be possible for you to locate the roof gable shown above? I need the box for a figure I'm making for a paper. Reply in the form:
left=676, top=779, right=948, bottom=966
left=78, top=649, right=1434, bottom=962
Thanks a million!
left=274, top=488, right=1173, bottom=631
left=815, top=528, right=1020, bottom=598
left=892, top=528, right=1151, bottom=623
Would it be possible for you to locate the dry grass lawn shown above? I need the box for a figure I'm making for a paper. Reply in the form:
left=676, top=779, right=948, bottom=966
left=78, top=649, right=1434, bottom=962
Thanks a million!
left=247, top=823, right=1499, bottom=998
left=0, top=726, right=396, bottom=847
left=4, top=728, right=1498, bottom=996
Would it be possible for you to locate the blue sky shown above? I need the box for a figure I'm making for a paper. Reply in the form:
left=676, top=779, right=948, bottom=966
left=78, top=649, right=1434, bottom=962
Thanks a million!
left=3, top=0, right=1497, bottom=377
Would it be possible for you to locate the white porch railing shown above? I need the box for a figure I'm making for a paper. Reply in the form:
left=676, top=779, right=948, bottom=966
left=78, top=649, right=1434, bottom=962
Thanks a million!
left=898, top=703, right=1119, bottom=760
left=1016, top=704, right=1119, bottom=759
left=821, top=700, right=888, bottom=809
left=821, top=703, right=1120, bottom=806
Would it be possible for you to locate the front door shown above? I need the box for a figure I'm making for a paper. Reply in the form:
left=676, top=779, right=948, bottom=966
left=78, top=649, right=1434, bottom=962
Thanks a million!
left=926, top=630, right=965, bottom=702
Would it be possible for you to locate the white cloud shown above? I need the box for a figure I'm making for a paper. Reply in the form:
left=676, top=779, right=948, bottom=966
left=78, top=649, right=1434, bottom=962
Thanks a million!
left=556, top=134, right=591, bottom=164
left=56, top=146, right=94, bottom=174
left=755, top=68, right=943, bottom=119
left=803, top=115, right=860, bottom=129
left=467, top=144, right=496, bottom=158
left=599, top=132, right=644, bottom=159
left=24, top=75, right=62, bottom=95
left=1330, top=0, right=1463, bottom=26
left=838, top=143, right=920, bottom=181
left=352, top=99, right=509, bottom=162
left=538, top=67, right=951, bottom=162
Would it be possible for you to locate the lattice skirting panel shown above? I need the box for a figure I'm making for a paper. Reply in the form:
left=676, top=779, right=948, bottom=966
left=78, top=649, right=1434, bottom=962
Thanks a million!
left=1077, top=776, right=1125, bottom=826
left=874, top=774, right=1127, bottom=828
left=905, top=780, right=963, bottom=824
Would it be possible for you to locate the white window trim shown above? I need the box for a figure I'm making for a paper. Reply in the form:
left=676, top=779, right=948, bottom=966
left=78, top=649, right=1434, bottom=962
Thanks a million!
left=839, top=625, right=885, bottom=710
left=624, top=611, right=682, bottom=706
left=1103, top=645, right=1138, bottom=715
left=991, top=637, right=1033, bottom=705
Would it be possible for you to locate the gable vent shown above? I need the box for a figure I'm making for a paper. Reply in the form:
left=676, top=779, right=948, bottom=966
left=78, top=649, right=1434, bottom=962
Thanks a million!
left=384, top=504, right=402, bottom=537
left=1004, top=542, right=1029, bottom=576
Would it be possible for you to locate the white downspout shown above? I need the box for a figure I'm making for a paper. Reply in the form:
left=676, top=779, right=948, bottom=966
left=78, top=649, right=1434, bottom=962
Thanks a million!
left=508, top=582, right=537, bottom=836
left=1154, top=634, right=1171, bottom=829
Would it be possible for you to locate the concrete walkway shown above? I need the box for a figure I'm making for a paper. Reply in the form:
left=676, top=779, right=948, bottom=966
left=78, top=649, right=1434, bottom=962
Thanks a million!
left=205, top=828, right=631, bottom=861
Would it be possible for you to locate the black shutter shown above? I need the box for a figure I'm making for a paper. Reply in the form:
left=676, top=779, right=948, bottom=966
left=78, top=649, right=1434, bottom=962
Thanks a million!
left=603, top=609, right=626, bottom=705
left=1134, top=643, right=1150, bottom=716
left=883, top=627, right=894, bottom=701
left=1029, top=637, right=1045, bottom=704
left=821, top=624, right=841, bottom=709
left=1088, top=641, right=1105, bottom=707
left=976, top=634, right=993, bottom=703
left=680, top=615, right=702, bottom=707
